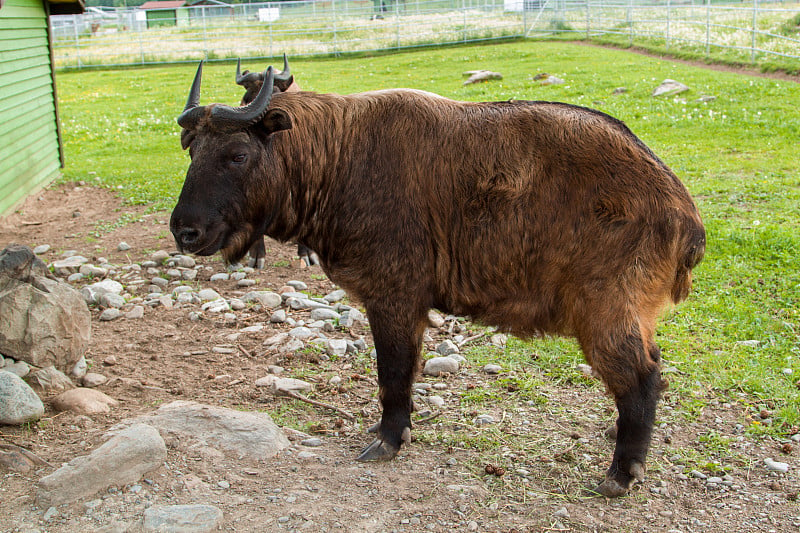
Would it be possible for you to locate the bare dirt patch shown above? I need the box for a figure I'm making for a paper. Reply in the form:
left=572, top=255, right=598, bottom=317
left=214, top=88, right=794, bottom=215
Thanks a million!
left=1, top=184, right=798, bottom=532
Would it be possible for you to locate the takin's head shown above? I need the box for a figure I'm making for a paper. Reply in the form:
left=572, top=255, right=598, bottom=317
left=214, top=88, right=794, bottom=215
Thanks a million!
left=236, top=54, right=297, bottom=105
left=170, top=62, right=292, bottom=264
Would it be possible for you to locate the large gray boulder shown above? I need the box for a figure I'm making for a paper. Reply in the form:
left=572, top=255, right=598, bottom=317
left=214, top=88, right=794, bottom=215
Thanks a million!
left=0, top=244, right=91, bottom=373
left=110, top=400, right=290, bottom=461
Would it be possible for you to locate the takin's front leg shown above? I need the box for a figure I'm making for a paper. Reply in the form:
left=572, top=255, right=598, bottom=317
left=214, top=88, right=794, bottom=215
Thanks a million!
left=588, top=330, right=666, bottom=497
left=357, top=302, right=428, bottom=462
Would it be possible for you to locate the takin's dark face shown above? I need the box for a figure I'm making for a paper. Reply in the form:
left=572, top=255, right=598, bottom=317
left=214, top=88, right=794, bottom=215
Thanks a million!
left=169, top=62, right=292, bottom=264
left=171, top=130, right=267, bottom=264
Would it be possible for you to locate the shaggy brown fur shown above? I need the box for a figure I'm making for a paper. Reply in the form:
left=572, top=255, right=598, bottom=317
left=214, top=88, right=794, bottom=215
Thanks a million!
left=171, top=76, right=705, bottom=497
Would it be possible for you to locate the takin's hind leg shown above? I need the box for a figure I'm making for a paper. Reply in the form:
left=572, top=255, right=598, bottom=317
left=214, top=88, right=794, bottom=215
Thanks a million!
left=585, top=329, right=666, bottom=497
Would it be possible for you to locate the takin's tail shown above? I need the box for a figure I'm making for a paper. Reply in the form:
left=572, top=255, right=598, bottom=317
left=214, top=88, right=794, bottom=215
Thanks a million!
left=671, top=213, right=706, bottom=304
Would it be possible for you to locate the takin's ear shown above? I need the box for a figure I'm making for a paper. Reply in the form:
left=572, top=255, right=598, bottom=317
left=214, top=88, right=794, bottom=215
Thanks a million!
left=274, top=75, right=295, bottom=93
left=260, top=109, right=292, bottom=135
left=180, top=129, right=196, bottom=150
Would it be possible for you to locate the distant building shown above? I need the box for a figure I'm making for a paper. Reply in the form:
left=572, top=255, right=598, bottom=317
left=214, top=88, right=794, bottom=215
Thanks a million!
left=0, top=0, right=85, bottom=215
left=138, top=0, right=187, bottom=29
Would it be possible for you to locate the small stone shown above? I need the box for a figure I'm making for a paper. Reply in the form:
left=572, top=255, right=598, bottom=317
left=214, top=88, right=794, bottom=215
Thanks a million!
left=489, top=333, right=507, bottom=347
left=238, top=279, right=257, bottom=287
left=289, top=327, right=314, bottom=340
left=323, top=289, right=346, bottom=303
left=270, top=310, right=287, bottom=323
left=736, top=339, right=761, bottom=347
left=242, top=291, right=283, bottom=309
left=210, top=273, right=230, bottom=282
left=483, top=364, right=502, bottom=374
left=286, top=280, right=307, bottom=291
left=125, top=306, right=145, bottom=319
left=81, top=373, right=108, bottom=388
left=33, top=244, right=51, bottom=255
left=202, top=299, right=230, bottom=313
left=652, top=79, right=690, bottom=97
left=71, top=357, right=87, bottom=379
left=554, top=507, right=569, bottom=519
left=764, top=458, right=789, bottom=473
left=150, top=250, right=170, bottom=263
left=3, top=360, right=31, bottom=378
left=117, top=242, right=131, bottom=251
left=52, top=388, right=118, bottom=414
left=690, top=470, right=707, bottom=479
left=198, top=288, right=223, bottom=301
left=311, top=308, right=340, bottom=322
left=326, top=339, right=348, bottom=357
left=99, top=292, right=126, bottom=309
left=255, top=375, right=313, bottom=392
left=99, top=308, right=122, bottom=321
left=25, top=366, right=75, bottom=393
left=428, top=395, right=445, bottom=408
left=43, top=506, right=58, bottom=521
left=436, top=340, right=459, bottom=356
left=170, top=255, right=195, bottom=268
left=475, top=414, right=495, bottom=426
left=301, top=438, right=323, bottom=447
left=142, top=504, right=223, bottom=533
left=423, top=357, right=459, bottom=376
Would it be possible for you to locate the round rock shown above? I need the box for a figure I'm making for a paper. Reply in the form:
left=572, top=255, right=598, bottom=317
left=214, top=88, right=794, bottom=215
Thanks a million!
left=0, top=371, right=45, bottom=424
left=423, top=356, right=459, bottom=376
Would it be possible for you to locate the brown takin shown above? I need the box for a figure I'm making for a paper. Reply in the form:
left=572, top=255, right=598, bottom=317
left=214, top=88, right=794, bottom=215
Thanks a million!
left=170, top=62, right=705, bottom=497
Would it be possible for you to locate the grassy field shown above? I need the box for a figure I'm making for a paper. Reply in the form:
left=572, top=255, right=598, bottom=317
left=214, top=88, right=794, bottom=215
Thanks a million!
left=56, top=41, right=800, bottom=438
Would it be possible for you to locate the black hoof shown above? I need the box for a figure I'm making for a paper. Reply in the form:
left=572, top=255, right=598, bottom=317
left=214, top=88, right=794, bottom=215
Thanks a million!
left=356, top=438, right=399, bottom=462
left=592, top=461, right=645, bottom=497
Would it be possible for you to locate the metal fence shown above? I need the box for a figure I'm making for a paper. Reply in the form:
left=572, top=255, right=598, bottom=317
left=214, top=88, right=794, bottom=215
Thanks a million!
left=50, top=0, right=800, bottom=69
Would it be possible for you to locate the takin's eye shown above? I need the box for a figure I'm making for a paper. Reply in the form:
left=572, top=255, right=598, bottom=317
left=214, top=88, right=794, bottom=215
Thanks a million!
left=231, top=153, right=248, bottom=165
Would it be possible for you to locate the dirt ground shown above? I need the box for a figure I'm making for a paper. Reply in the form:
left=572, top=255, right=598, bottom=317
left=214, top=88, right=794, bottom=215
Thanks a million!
left=0, top=184, right=798, bottom=532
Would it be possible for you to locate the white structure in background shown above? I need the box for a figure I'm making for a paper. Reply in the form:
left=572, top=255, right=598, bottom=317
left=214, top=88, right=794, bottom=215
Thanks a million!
left=257, top=6, right=279, bottom=22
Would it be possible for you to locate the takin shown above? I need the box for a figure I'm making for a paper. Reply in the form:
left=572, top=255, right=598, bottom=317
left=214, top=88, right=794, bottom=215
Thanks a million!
left=170, top=62, right=705, bottom=497
left=234, top=56, right=319, bottom=269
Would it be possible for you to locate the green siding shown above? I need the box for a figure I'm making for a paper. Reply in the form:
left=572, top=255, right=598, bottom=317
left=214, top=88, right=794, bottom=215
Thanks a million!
left=0, top=0, right=61, bottom=215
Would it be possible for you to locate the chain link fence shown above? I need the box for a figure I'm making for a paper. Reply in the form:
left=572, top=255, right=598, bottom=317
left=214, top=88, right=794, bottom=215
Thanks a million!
left=50, top=0, right=800, bottom=69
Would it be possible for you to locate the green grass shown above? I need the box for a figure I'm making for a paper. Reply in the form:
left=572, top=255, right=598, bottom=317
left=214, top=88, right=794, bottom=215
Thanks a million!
left=56, top=41, right=800, bottom=433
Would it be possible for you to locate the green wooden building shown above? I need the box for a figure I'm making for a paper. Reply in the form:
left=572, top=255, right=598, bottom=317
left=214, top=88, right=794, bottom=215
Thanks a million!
left=0, top=0, right=84, bottom=215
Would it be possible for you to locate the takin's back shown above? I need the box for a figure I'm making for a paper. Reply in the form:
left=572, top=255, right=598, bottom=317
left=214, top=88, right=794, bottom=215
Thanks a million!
left=272, top=90, right=705, bottom=337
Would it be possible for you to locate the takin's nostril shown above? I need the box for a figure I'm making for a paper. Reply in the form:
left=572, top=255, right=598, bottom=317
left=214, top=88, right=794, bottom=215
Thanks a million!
left=178, top=228, right=201, bottom=247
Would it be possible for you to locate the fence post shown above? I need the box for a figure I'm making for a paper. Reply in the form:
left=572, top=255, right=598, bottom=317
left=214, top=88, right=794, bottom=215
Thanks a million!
left=751, top=0, right=758, bottom=62
left=666, top=0, right=671, bottom=51
left=586, top=0, right=590, bottom=39
left=333, top=0, right=338, bottom=56
left=202, top=6, right=209, bottom=61
left=705, top=0, right=710, bottom=56
left=396, top=0, right=401, bottom=48
left=627, top=0, right=633, bottom=46
left=73, top=16, right=82, bottom=68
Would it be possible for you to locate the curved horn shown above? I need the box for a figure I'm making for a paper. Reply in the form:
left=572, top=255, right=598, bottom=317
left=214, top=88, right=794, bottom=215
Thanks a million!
left=275, top=53, right=291, bottom=82
left=177, top=61, right=206, bottom=129
left=209, top=66, right=275, bottom=131
left=235, top=58, right=264, bottom=87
